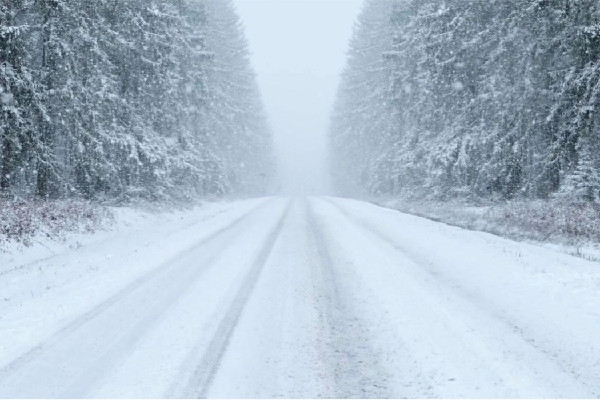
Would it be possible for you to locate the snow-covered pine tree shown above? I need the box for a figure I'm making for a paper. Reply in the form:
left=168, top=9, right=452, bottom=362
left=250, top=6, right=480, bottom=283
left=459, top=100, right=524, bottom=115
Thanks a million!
left=0, top=0, right=274, bottom=202
left=329, top=0, right=396, bottom=197
left=42, top=0, right=82, bottom=197
left=168, top=0, right=217, bottom=198
left=1, top=0, right=32, bottom=194
left=64, top=0, right=128, bottom=199
left=331, top=0, right=600, bottom=204
left=204, top=0, right=274, bottom=196
left=553, top=0, right=600, bottom=201
left=557, top=135, right=600, bottom=203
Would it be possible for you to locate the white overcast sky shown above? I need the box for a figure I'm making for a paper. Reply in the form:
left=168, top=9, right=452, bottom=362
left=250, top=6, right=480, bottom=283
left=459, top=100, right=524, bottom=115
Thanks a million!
left=233, top=0, right=364, bottom=194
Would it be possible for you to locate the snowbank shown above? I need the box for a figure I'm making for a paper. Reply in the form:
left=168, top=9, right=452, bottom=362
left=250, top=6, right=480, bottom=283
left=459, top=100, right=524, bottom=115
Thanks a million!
left=0, top=200, right=218, bottom=274
left=374, top=198, right=600, bottom=262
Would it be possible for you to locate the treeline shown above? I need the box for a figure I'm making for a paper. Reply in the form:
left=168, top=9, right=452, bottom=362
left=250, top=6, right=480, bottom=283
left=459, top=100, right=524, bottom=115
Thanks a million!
left=331, top=0, right=600, bottom=202
left=0, top=0, right=273, bottom=202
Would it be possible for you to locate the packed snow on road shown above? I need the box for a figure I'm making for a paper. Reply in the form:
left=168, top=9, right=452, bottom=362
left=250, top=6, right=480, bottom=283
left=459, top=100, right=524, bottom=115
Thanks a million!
left=1, top=197, right=600, bottom=398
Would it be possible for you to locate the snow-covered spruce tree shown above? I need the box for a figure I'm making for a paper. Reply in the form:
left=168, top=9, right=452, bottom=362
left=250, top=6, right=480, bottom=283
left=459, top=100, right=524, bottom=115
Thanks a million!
left=34, top=0, right=72, bottom=198
left=99, top=0, right=272, bottom=199
left=62, top=1, right=130, bottom=199
left=557, top=135, right=600, bottom=203
left=103, top=0, right=192, bottom=200
left=31, top=0, right=133, bottom=199
left=0, top=0, right=273, bottom=202
left=552, top=0, right=600, bottom=202
left=168, top=0, right=220, bottom=198
left=204, top=0, right=275, bottom=196
left=0, top=0, right=36, bottom=195
left=330, top=0, right=600, bottom=203
left=329, top=0, right=396, bottom=197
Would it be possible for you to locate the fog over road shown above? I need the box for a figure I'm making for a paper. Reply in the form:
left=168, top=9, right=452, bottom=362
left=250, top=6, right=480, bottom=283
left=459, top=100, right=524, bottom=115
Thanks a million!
left=1, top=197, right=600, bottom=398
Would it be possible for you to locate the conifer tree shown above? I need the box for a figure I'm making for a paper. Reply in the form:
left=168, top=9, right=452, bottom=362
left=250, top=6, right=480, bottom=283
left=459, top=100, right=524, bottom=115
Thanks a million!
left=330, top=0, right=600, bottom=203
left=0, top=0, right=274, bottom=201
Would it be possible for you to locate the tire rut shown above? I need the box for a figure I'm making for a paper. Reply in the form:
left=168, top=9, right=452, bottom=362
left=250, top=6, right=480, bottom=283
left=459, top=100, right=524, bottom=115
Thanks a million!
left=178, top=200, right=292, bottom=399
left=0, top=199, right=274, bottom=386
left=320, top=196, right=597, bottom=397
left=306, top=199, right=392, bottom=399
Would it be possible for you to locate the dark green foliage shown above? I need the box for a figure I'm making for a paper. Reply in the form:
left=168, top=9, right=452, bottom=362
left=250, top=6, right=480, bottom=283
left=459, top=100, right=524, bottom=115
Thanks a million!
left=0, top=0, right=273, bottom=202
left=331, top=0, right=600, bottom=203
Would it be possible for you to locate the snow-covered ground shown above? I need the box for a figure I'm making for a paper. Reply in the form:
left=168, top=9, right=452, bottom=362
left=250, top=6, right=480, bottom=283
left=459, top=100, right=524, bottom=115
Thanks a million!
left=374, top=198, right=600, bottom=263
left=1, top=196, right=600, bottom=397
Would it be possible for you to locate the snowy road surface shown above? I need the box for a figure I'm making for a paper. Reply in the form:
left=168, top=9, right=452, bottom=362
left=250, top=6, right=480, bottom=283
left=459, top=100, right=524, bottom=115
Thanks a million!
left=1, top=197, right=600, bottom=398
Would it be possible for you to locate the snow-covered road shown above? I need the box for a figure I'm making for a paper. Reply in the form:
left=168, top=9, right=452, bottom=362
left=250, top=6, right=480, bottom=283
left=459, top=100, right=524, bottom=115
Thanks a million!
left=1, top=197, right=600, bottom=398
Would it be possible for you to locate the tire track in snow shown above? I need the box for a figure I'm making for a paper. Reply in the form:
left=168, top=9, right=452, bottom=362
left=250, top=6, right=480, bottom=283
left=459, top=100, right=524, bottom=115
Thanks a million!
left=306, top=199, right=392, bottom=399
left=319, top=196, right=596, bottom=397
left=179, top=200, right=292, bottom=399
left=0, top=199, right=274, bottom=386
left=59, top=205, right=285, bottom=398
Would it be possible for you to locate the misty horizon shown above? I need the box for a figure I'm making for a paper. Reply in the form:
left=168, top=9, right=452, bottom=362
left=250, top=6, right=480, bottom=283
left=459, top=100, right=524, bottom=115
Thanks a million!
left=234, top=0, right=363, bottom=195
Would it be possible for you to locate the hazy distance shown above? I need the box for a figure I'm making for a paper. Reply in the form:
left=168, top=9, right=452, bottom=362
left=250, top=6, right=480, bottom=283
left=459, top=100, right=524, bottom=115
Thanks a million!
left=233, top=0, right=363, bottom=195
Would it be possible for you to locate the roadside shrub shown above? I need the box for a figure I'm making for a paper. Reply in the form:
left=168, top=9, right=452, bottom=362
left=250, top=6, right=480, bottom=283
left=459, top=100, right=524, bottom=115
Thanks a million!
left=0, top=200, right=113, bottom=248
left=379, top=198, right=600, bottom=248
left=495, top=201, right=600, bottom=244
